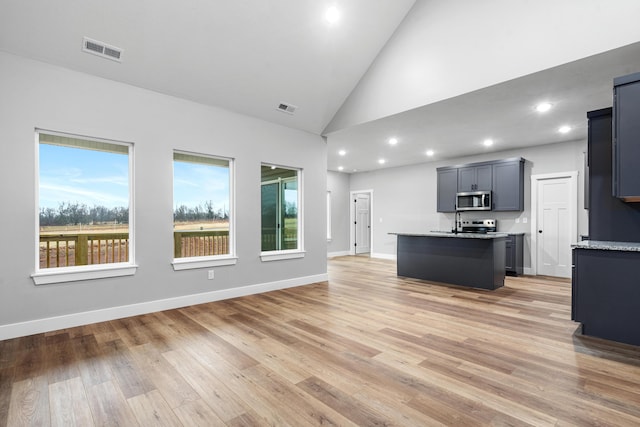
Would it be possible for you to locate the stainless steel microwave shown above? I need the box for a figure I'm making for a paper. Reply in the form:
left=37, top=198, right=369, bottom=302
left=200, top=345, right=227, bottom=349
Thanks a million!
left=456, top=191, right=491, bottom=211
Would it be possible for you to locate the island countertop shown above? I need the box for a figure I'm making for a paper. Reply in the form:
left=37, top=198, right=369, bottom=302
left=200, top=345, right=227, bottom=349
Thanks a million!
left=572, top=240, right=640, bottom=252
left=390, top=231, right=508, bottom=239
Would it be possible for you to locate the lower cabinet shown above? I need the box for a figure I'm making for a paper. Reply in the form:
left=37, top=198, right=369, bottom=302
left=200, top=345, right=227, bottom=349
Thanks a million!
left=572, top=247, right=640, bottom=346
left=505, top=234, right=523, bottom=276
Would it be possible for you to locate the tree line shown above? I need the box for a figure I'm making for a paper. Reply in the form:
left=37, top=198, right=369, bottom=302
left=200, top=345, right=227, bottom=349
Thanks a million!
left=39, top=201, right=229, bottom=226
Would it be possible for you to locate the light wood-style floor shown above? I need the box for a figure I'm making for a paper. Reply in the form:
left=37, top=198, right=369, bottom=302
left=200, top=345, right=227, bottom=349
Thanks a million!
left=2, top=256, right=640, bottom=426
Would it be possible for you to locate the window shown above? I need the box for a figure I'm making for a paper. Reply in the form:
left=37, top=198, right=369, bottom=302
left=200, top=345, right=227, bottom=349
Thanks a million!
left=172, top=151, right=236, bottom=270
left=261, top=164, right=303, bottom=261
left=33, top=130, right=135, bottom=284
left=327, top=191, right=332, bottom=241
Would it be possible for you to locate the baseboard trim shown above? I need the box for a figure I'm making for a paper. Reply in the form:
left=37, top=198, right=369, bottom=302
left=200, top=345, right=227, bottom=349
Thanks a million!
left=327, top=251, right=350, bottom=258
left=371, top=252, right=396, bottom=260
left=0, top=273, right=328, bottom=341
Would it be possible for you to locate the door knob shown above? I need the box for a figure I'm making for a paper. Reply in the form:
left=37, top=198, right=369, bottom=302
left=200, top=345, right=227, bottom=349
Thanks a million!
left=538, top=230, right=543, bottom=233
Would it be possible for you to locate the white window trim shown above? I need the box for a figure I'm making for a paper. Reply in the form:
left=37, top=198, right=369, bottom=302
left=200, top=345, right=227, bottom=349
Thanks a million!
left=326, top=191, right=332, bottom=242
left=34, top=129, right=136, bottom=285
left=172, top=150, right=236, bottom=266
left=260, top=249, right=306, bottom=262
left=172, top=255, right=238, bottom=271
left=31, top=263, right=138, bottom=285
left=260, top=164, right=304, bottom=258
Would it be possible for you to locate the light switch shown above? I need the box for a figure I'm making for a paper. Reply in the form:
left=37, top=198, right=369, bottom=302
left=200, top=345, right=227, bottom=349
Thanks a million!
left=522, top=217, right=528, bottom=223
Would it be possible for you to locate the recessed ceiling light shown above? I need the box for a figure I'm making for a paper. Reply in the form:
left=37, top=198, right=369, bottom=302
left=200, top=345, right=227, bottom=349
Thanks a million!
left=271, top=165, right=276, bottom=169
left=338, top=149, right=346, bottom=156
left=483, top=139, right=494, bottom=147
left=535, top=102, right=552, bottom=113
left=388, top=137, right=398, bottom=145
left=338, top=166, right=344, bottom=171
left=558, top=125, right=571, bottom=134
left=426, top=150, right=434, bottom=157
left=325, top=6, right=340, bottom=24
left=378, top=159, right=386, bottom=165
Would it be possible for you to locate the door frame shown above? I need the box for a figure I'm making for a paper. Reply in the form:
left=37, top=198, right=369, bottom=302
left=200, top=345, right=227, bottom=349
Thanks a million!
left=349, top=189, right=374, bottom=256
left=530, top=171, right=578, bottom=276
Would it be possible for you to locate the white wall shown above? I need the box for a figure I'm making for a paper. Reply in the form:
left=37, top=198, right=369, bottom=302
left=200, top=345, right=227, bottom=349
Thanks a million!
left=327, top=171, right=351, bottom=256
left=0, top=52, right=328, bottom=338
left=326, top=0, right=640, bottom=131
left=348, top=139, right=588, bottom=269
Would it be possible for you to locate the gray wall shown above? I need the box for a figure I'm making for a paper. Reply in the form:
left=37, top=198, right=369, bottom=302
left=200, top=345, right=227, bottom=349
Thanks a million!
left=347, top=139, right=589, bottom=267
left=327, top=171, right=351, bottom=256
left=0, top=52, right=327, bottom=333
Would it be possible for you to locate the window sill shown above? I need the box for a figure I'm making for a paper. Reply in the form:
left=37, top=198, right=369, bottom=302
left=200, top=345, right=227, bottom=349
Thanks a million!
left=260, top=250, right=306, bottom=262
left=31, top=263, right=138, bottom=285
left=172, top=256, right=238, bottom=271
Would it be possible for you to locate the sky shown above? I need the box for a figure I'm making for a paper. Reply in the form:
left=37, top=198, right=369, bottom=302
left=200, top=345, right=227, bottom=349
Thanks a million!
left=173, top=161, right=230, bottom=213
left=39, top=144, right=129, bottom=210
left=39, top=144, right=230, bottom=212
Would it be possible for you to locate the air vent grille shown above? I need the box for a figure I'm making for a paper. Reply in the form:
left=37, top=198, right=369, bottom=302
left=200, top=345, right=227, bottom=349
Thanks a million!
left=276, top=102, right=298, bottom=115
left=82, top=37, right=123, bottom=62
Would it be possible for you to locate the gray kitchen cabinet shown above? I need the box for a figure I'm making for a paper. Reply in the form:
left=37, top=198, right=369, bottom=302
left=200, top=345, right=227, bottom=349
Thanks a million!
left=458, top=164, right=492, bottom=192
left=572, top=244, right=640, bottom=346
left=613, top=71, right=640, bottom=201
left=492, top=159, right=524, bottom=211
left=505, top=233, right=524, bottom=276
left=437, top=157, right=525, bottom=212
left=587, top=108, right=640, bottom=241
left=437, top=168, right=458, bottom=212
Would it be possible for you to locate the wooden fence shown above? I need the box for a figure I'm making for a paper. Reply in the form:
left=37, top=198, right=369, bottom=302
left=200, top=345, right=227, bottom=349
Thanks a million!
left=173, top=230, right=229, bottom=258
left=39, top=229, right=299, bottom=268
left=40, top=230, right=231, bottom=268
left=39, top=233, right=130, bottom=268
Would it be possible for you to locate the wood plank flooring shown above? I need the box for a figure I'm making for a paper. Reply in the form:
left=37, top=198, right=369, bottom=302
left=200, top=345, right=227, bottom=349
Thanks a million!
left=2, top=255, right=640, bottom=426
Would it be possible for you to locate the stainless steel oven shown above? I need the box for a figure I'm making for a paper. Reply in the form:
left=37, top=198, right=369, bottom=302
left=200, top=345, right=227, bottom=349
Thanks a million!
left=458, top=219, right=497, bottom=234
left=456, top=191, right=491, bottom=211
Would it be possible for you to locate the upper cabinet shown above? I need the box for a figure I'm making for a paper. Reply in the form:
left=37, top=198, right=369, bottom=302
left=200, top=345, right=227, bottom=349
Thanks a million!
left=437, top=157, right=525, bottom=213
left=437, top=168, right=458, bottom=213
left=492, top=159, right=524, bottom=211
left=457, top=164, right=492, bottom=192
left=613, top=72, right=640, bottom=202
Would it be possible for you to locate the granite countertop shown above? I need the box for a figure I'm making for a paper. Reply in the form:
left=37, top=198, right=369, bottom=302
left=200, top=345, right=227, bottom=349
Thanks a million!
left=390, top=231, right=508, bottom=239
left=572, top=240, right=640, bottom=252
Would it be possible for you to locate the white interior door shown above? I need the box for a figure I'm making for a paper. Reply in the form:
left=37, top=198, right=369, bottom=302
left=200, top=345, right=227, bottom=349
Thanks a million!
left=536, top=177, right=572, bottom=277
left=355, top=194, right=370, bottom=254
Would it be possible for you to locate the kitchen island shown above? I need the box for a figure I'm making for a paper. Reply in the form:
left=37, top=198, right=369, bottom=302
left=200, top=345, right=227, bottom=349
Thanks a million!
left=391, top=232, right=507, bottom=290
left=572, top=240, right=640, bottom=346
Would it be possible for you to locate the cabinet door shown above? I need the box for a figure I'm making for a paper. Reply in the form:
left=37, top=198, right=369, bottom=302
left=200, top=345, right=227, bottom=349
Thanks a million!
left=475, top=165, right=492, bottom=191
left=505, top=238, right=514, bottom=271
left=437, top=169, right=458, bottom=212
left=457, top=167, right=476, bottom=192
left=614, top=77, right=640, bottom=200
left=492, top=160, right=524, bottom=211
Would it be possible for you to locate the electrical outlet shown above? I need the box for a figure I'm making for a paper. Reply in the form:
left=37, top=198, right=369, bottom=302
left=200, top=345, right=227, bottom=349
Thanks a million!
left=515, top=218, right=520, bottom=223
left=207, top=270, right=215, bottom=280
left=522, top=217, right=528, bottom=224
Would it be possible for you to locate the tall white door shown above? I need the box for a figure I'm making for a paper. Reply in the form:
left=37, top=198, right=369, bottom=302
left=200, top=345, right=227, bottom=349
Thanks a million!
left=536, top=177, right=572, bottom=277
left=355, top=194, right=370, bottom=254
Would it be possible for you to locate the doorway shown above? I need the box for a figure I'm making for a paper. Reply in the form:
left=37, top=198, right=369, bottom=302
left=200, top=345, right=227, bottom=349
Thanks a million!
left=350, top=190, right=373, bottom=255
left=531, top=172, right=578, bottom=278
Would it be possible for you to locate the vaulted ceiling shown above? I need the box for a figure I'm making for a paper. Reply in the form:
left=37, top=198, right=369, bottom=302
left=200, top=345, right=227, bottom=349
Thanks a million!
left=2, top=0, right=640, bottom=173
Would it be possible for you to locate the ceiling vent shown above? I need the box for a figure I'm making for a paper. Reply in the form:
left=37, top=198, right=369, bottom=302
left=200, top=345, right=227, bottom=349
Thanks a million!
left=82, top=37, right=123, bottom=62
left=276, top=102, right=298, bottom=115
